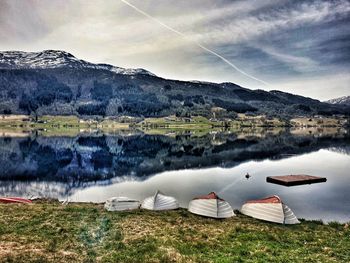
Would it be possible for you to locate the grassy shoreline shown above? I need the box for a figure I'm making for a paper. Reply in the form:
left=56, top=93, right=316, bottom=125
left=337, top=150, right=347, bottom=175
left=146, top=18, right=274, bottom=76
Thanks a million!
left=0, top=200, right=349, bottom=263
left=0, top=114, right=347, bottom=130
left=0, top=114, right=348, bottom=138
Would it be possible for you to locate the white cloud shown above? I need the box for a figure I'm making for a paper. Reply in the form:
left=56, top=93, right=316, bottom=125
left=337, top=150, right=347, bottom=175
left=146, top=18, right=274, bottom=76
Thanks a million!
left=270, top=73, right=350, bottom=101
left=0, top=0, right=349, bottom=99
left=189, top=0, right=350, bottom=46
left=255, top=45, right=319, bottom=72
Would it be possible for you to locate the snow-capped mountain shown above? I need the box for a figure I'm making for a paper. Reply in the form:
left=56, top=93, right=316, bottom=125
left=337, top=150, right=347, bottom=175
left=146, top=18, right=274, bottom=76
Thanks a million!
left=0, top=50, right=155, bottom=76
left=0, top=49, right=348, bottom=118
left=326, top=96, right=350, bottom=106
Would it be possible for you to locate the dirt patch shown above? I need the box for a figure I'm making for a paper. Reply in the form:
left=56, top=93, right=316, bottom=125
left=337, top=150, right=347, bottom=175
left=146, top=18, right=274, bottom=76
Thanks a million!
left=0, top=241, right=79, bottom=262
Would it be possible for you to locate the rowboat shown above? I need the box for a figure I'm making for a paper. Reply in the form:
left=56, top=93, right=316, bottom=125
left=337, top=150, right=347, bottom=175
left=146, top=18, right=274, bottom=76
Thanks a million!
left=104, top=197, right=140, bottom=211
left=241, top=195, right=300, bottom=224
left=141, top=190, right=179, bottom=211
left=0, top=197, right=32, bottom=204
left=188, top=192, right=235, bottom=219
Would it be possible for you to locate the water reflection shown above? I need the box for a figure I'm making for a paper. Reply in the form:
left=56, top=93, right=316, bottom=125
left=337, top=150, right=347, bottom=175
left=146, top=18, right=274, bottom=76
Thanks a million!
left=0, top=128, right=349, bottom=222
left=69, top=149, right=350, bottom=222
left=1, top=129, right=349, bottom=181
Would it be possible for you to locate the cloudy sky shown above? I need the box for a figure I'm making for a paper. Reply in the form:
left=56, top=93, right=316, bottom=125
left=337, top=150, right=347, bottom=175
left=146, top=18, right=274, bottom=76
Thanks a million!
left=0, top=0, right=349, bottom=100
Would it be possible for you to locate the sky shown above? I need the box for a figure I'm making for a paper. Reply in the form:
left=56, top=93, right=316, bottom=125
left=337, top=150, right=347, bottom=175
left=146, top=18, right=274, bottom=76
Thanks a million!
left=0, top=0, right=349, bottom=100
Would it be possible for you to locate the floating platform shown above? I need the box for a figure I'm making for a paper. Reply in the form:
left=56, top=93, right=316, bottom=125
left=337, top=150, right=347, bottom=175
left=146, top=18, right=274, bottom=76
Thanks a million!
left=266, top=175, right=327, bottom=186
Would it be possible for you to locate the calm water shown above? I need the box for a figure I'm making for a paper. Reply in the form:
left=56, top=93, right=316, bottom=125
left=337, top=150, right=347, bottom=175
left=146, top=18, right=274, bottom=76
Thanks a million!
left=1, top=128, right=349, bottom=222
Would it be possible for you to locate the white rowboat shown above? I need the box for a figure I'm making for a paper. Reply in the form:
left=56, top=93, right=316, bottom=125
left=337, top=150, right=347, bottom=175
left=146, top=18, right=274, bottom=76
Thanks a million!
left=188, top=192, right=235, bottom=219
left=241, top=195, right=300, bottom=224
left=104, top=197, right=140, bottom=211
left=141, top=190, right=179, bottom=211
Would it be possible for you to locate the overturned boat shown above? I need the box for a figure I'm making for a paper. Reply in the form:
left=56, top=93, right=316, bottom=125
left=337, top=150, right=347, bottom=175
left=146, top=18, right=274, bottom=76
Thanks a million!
left=141, top=190, right=179, bottom=211
left=0, top=197, right=32, bottom=204
left=241, top=195, right=300, bottom=224
left=188, top=192, right=235, bottom=219
left=104, top=197, right=140, bottom=211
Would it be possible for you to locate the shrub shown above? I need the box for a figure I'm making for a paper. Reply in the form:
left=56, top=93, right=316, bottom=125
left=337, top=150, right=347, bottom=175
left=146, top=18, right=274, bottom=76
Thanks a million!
left=77, top=103, right=107, bottom=116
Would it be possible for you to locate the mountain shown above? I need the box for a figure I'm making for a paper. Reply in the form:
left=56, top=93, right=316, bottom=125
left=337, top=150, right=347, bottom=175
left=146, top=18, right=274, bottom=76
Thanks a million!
left=0, top=50, right=348, bottom=118
left=326, top=96, right=350, bottom=106
left=0, top=50, right=155, bottom=75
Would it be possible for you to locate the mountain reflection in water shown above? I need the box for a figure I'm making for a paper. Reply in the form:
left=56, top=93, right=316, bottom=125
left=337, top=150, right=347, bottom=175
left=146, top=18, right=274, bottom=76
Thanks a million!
left=0, top=128, right=349, bottom=222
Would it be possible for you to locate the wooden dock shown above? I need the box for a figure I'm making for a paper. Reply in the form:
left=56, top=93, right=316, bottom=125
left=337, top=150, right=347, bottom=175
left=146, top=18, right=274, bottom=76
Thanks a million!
left=266, top=174, right=327, bottom=186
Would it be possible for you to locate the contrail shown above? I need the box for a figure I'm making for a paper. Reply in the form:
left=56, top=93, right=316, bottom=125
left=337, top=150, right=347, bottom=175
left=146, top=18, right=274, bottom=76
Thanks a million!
left=217, top=175, right=244, bottom=195
left=120, top=0, right=269, bottom=86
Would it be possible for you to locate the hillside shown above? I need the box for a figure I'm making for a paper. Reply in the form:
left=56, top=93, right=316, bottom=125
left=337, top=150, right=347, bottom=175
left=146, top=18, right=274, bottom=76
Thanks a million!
left=0, top=50, right=348, bottom=118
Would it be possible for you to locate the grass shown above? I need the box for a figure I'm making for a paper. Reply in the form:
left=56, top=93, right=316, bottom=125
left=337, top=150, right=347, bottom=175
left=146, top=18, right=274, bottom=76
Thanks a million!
left=137, top=115, right=287, bottom=129
left=0, top=115, right=130, bottom=137
left=0, top=201, right=349, bottom=263
left=290, top=117, right=346, bottom=127
left=0, top=115, right=347, bottom=139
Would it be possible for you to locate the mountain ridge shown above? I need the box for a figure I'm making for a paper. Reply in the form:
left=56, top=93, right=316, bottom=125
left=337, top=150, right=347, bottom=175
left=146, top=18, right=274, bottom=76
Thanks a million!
left=0, top=50, right=348, bottom=118
left=0, top=50, right=156, bottom=76
left=326, top=96, right=350, bottom=106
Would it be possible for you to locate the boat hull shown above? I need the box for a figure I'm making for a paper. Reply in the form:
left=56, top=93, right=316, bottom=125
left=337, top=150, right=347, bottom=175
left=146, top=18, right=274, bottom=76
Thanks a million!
left=104, top=197, right=140, bottom=211
left=0, top=197, right=32, bottom=204
left=241, top=203, right=285, bottom=224
left=241, top=196, right=299, bottom=224
left=188, top=199, right=234, bottom=219
left=141, top=192, right=179, bottom=211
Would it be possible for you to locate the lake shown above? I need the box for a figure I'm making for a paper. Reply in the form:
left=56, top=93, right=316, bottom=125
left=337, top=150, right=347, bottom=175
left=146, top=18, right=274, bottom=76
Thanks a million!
left=0, top=127, right=349, bottom=222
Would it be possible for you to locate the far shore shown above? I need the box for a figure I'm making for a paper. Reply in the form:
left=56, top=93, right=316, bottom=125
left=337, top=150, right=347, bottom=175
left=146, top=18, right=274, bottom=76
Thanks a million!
left=0, top=114, right=348, bottom=138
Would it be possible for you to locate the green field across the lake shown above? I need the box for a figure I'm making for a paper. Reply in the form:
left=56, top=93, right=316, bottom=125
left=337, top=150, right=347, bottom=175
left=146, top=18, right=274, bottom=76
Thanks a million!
left=0, top=114, right=347, bottom=138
